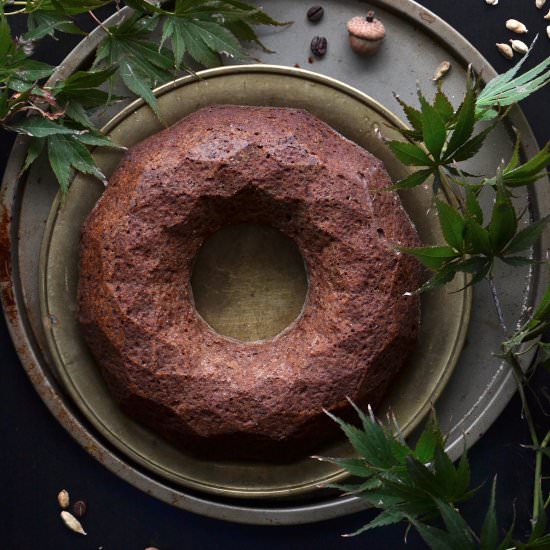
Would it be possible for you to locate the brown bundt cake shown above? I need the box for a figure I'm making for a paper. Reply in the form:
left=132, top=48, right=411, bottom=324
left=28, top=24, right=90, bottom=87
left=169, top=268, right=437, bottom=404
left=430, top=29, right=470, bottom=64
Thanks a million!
left=78, top=105, right=423, bottom=461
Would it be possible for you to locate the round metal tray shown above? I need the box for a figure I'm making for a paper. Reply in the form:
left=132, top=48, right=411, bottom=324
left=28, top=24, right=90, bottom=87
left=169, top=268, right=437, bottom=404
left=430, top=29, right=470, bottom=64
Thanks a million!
left=39, top=66, right=470, bottom=499
left=1, top=0, right=549, bottom=524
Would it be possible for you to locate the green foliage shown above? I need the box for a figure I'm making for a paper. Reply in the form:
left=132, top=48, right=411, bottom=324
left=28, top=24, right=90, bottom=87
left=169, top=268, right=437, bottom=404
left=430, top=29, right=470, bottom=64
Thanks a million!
left=0, top=0, right=287, bottom=192
left=389, top=79, right=497, bottom=193
left=46, top=133, right=106, bottom=192
left=401, top=172, right=549, bottom=292
left=483, top=139, right=550, bottom=188
left=15, top=1, right=113, bottom=16
left=93, top=14, right=174, bottom=119
left=476, top=39, right=550, bottom=120
left=91, top=1, right=287, bottom=120
left=52, top=67, right=119, bottom=127
left=323, top=407, right=475, bottom=533
left=160, top=15, right=242, bottom=69
left=411, top=499, right=477, bottom=550
left=155, top=0, right=290, bottom=68
left=24, top=11, right=83, bottom=40
left=502, top=284, right=550, bottom=354
left=6, top=63, right=123, bottom=189
left=326, top=402, right=550, bottom=549
left=0, top=15, right=53, bottom=92
left=10, top=117, right=79, bottom=137
left=389, top=49, right=550, bottom=193
left=479, top=478, right=499, bottom=550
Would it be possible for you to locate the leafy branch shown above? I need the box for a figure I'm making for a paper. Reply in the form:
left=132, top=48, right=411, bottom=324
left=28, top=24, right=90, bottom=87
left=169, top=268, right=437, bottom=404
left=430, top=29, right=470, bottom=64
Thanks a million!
left=322, top=45, right=550, bottom=549
left=402, top=174, right=549, bottom=293
left=387, top=51, right=550, bottom=293
left=389, top=48, right=550, bottom=193
left=0, top=0, right=288, bottom=191
left=324, top=400, right=548, bottom=549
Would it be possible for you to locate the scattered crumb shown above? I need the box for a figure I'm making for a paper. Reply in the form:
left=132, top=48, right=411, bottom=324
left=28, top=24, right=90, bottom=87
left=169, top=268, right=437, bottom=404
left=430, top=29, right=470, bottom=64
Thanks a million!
left=308, top=56, right=314, bottom=64
left=294, top=63, right=301, bottom=68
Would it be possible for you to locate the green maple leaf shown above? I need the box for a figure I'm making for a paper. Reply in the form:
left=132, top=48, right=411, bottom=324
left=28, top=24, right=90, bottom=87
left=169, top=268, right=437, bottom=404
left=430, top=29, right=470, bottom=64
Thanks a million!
left=0, top=15, right=53, bottom=93
left=476, top=38, right=550, bottom=120
left=24, top=11, right=83, bottom=40
left=20, top=0, right=112, bottom=16
left=93, top=14, right=174, bottom=119
left=47, top=133, right=106, bottom=193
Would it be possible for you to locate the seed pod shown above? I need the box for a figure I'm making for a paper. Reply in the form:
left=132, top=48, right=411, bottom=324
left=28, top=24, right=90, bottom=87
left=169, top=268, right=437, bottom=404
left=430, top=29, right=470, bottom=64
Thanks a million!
left=485, top=0, right=498, bottom=5
left=544, top=9, right=550, bottom=19
left=60, top=511, right=87, bottom=535
left=57, top=489, right=70, bottom=509
left=547, top=25, right=550, bottom=39
left=536, top=0, right=546, bottom=8
left=510, top=39, right=529, bottom=54
left=506, top=19, right=528, bottom=33
left=433, top=61, right=451, bottom=81
left=496, top=42, right=514, bottom=59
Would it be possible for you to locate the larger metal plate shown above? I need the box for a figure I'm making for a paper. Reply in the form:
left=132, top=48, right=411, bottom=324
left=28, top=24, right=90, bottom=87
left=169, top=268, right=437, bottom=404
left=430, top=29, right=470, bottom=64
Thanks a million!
left=40, top=66, right=470, bottom=498
left=1, top=0, right=548, bottom=523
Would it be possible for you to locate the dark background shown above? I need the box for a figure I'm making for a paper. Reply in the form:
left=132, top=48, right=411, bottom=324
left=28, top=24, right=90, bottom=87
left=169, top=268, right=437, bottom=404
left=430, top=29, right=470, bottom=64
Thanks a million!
left=1, top=2, right=549, bottom=549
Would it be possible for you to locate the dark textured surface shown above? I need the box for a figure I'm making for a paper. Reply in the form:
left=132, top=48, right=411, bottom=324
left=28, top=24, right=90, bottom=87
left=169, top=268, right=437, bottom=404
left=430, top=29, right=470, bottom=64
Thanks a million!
left=78, top=105, right=422, bottom=460
left=2, top=2, right=550, bottom=549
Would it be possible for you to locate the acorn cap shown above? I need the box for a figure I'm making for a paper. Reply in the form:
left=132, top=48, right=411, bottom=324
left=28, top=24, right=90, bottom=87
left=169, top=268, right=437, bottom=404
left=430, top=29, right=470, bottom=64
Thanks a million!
left=347, top=12, right=386, bottom=41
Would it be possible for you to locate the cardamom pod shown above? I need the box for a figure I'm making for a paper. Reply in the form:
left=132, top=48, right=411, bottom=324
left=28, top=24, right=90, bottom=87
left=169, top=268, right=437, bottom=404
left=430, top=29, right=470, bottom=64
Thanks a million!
left=544, top=9, right=550, bottom=19
left=57, top=489, right=69, bottom=509
left=496, top=43, right=514, bottom=59
left=60, top=511, right=87, bottom=535
left=485, top=0, right=498, bottom=5
left=536, top=0, right=546, bottom=8
left=547, top=25, right=550, bottom=39
left=510, top=39, right=529, bottom=54
left=506, top=19, right=528, bottom=33
left=433, top=61, right=451, bottom=81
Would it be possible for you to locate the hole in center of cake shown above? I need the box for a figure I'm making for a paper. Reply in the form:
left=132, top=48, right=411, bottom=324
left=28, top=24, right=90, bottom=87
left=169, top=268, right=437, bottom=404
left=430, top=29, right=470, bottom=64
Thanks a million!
left=190, top=223, right=308, bottom=342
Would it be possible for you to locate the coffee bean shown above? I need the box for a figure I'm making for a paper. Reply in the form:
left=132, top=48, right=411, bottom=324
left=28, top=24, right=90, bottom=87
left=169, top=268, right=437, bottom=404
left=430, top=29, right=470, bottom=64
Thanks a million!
left=307, top=6, right=324, bottom=23
left=310, top=36, right=328, bottom=57
left=72, top=500, right=87, bottom=518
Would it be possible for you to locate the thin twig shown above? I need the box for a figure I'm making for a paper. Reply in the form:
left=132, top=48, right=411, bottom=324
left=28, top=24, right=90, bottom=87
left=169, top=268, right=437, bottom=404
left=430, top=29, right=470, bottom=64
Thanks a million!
left=507, top=352, right=543, bottom=527
left=438, top=167, right=465, bottom=212
left=88, top=10, right=112, bottom=36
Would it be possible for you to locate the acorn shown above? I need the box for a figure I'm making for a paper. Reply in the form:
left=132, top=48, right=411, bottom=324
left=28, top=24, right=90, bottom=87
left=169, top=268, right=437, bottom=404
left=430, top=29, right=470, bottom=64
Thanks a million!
left=346, top=11, right=386, bottom=55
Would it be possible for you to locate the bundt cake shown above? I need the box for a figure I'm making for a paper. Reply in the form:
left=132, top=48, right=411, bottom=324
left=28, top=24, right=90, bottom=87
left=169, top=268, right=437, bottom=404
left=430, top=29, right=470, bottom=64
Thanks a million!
left=78, top=105, right=423, bottom=461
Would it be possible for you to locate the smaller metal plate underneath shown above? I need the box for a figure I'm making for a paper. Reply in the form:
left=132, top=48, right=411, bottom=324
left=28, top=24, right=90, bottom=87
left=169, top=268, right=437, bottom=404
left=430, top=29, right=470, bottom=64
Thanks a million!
left=191, top=223, right=309, bottom=342
left=40, top=66, right=471, bottom=499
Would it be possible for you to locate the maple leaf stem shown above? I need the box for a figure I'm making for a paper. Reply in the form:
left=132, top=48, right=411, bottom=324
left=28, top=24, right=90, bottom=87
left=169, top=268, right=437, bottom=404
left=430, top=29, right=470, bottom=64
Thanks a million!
left=88, top=9, right=112, bottom=36
left=535, top=430, right=550, bottom=513
left=438, top=168, right=465, bottom=213
left=507, top=351, right=544, bottom=527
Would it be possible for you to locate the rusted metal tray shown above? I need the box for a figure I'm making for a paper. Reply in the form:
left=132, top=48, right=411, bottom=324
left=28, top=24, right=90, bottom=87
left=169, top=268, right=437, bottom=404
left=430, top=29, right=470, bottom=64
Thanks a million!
left=1, top=0, right=549, bottom=524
